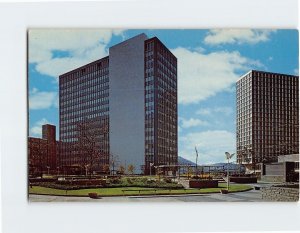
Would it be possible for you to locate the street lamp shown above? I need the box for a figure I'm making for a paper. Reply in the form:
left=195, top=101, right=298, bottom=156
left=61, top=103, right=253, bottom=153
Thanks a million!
left=149, top=162, right=154, bottom=176
left=225, top=152, right=235, bottom=191
left=84, top=164, right=89, bottom=177
left=195, top=146, right=199, bottom=176
left=46, top=166, right=50, bottom=175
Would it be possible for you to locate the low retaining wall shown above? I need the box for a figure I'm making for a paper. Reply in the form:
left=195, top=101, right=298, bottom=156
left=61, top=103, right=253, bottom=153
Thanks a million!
left=261, top=186, right=299, bottom=202
left=230, top=177, right=257, bottom=183
left=189, top=180, right=218, bottom=188
left=29, top=178, right=57, bottom=183
left=261, top=175, right=284, bottom=183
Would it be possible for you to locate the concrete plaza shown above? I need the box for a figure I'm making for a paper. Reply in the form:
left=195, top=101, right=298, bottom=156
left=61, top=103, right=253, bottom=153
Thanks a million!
left=29, top=183, right=273, bottom=202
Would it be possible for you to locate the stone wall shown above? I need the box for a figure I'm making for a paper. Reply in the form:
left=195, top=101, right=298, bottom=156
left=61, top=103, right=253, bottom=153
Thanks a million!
left=261, top=175, right=284, bottom=183
left=261, top=186, right=299, bottom=202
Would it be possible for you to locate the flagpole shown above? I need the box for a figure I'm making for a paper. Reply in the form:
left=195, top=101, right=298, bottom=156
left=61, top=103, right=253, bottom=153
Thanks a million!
left=195, top=146, right=198, bottom=176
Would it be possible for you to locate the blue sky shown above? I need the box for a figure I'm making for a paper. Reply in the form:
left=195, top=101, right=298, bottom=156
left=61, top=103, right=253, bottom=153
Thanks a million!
left=28, top=29, right=298, bottom=164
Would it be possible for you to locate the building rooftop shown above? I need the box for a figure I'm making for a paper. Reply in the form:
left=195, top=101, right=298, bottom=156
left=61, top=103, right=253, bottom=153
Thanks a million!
left=236, top=69, right=299, bottom=82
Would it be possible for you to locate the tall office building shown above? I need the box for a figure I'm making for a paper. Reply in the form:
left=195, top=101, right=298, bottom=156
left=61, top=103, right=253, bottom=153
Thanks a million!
left=59, top=34, right=178, bottom=174
left=236, top=70, right=299, bottom=169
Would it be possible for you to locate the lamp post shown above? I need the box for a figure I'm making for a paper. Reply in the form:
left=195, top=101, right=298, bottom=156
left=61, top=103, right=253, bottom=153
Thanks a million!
left=84, top=164, right=89, bottom=177
left=195, top=146, right=199, bottom=176
left=149, top=162, right=154, bottom=176
left=225, top=152, right=235, bottom=191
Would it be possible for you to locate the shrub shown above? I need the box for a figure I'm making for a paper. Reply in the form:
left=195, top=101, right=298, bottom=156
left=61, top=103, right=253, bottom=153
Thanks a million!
left=146, top=179, right=156, bottom=184
left=108, top=178, right=121, bottom=184
left=32, top=182, right=105, bottom=190
left=163, top=177, right=172, bottom=183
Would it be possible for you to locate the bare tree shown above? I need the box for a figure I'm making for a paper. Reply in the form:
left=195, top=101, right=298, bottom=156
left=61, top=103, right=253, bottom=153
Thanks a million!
left=127, top=164, right=135, bottom=175
left=75, top=120, right=108, bottom=177
left=118, top=165, right=125, bottom=175
left=102, top=164, right=110, bottom=174
left=29, top=139, right=48, bottom=178
left=109, top=153, right=119, bottom=175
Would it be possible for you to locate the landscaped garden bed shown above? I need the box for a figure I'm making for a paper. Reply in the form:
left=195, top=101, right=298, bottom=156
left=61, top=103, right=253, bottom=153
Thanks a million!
left=29, top=183, right=252, bottom=197
left=31, top=176, right=183, bottom=190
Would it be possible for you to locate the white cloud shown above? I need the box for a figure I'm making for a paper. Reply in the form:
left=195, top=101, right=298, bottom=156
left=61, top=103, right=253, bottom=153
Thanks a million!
left=215, top=107, right=233, bottom=116
left=179, top=130, right=236, bottom=164
left=197, top=107, right=233, bottom=117
left=172, top=47, right=262, bottom=105
left=29, top=88, right=58, bottom=110
left=178, top=125, right=182, bottom=133
left=29, top=29, right=124, bottom=78
left=293, top=68, right=299, bottom=75
left=180, top=117, right=209, bottom=129
left=30, top=118, right=49, bottom=137
left=196, top=108, right=211, bottom=116
left=204, top=29, right=276, bottom=45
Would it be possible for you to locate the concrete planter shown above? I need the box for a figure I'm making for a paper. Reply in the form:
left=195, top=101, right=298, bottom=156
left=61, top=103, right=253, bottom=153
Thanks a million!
left=230, top=177, right=257, bottom=183
left=88, top=193, right=99, bottom=199
left=189, top=180, right=218, bottom=188
left=220, top=189, right=229, bottom=194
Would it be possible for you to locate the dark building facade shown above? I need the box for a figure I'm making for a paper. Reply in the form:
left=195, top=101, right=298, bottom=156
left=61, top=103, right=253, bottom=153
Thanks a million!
left=144, top=37, right=178, bottom=174
left=59, top=34, right=177, bottom=174
left=236, top=70, right=299, bottom=171
left=28, top=124, right=59, bottom=176
left=59, top=57, right=110, bottom=171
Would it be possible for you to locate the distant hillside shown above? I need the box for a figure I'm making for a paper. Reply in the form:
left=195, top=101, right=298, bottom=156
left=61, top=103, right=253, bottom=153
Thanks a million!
left=178, top=156, right=196, bottom=166
left=178, top=157, right=244, bottom=172
left=212, top=163, right=243, bottom=170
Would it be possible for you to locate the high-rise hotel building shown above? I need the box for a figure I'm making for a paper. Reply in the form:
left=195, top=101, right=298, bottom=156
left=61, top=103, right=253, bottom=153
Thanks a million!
left=59, top=34, right=178, bottom=174
left=236, top=70, right=299, bottom=167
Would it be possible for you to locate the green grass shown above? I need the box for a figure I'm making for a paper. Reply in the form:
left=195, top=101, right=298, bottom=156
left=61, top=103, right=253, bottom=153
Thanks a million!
left=29, top=183, right=252, bottom=197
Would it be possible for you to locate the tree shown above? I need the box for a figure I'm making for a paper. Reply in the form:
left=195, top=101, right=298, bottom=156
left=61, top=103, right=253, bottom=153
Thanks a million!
left=109, top=153, right=119, bottom=175
left=127, top=164, right=135, bottom=175
left=103, top=164, right=110, bottom=174
left=118, top=165, right=125, bottom=175
left=187, top=166, right=194, bottom=179
left=75, top=120, right=108, bottom=177
left=29, top=139, right=48, bottom=178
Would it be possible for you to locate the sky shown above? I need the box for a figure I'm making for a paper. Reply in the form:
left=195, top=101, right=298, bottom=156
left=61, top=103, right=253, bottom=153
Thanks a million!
left=28, top=29, right=299, bottom=164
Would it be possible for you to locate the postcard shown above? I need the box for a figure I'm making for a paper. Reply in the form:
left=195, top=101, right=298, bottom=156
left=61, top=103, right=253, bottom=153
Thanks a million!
left=28, top=29, right=299, bottom=202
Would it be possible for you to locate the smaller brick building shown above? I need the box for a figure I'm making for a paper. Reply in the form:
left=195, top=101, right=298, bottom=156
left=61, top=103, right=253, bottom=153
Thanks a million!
left=28, top=124, right=59, bottom=176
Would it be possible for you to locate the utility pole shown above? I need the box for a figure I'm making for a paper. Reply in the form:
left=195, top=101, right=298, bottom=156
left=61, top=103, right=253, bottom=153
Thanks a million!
left=225, top=152, right=235, bottom=191
left=195, top=146, right=199, bottom=175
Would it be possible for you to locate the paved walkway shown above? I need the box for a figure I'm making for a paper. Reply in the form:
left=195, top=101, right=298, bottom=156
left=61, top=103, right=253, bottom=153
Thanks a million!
left=29, top=186, right=267, bottom=202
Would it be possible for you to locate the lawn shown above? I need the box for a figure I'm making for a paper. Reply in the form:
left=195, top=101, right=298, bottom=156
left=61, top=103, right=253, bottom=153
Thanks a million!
left=29, top=183, right=252, bottom=197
